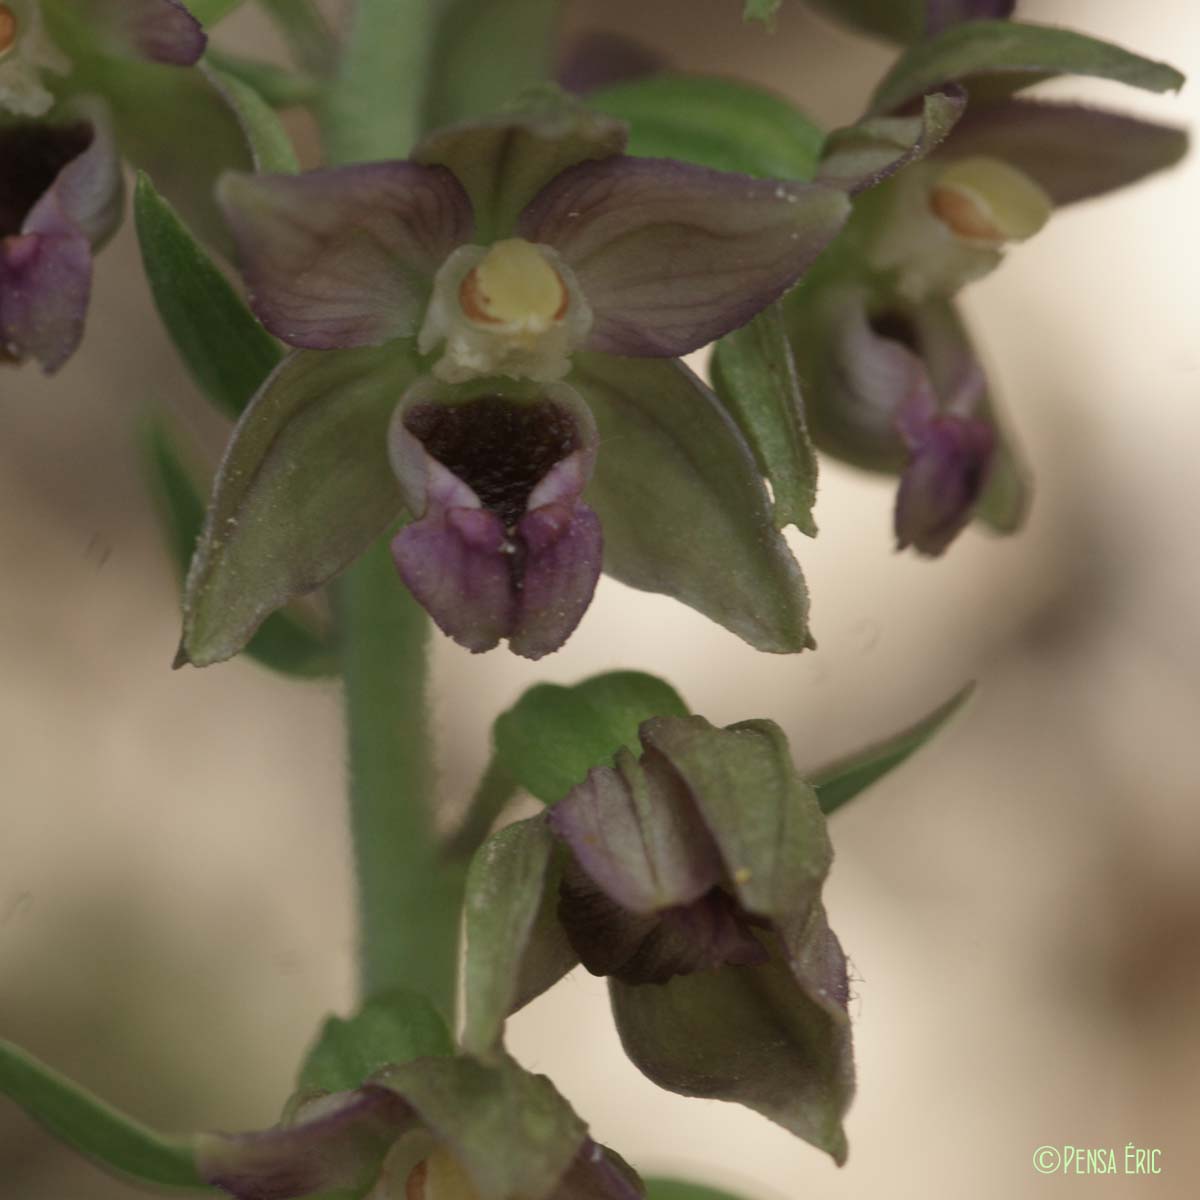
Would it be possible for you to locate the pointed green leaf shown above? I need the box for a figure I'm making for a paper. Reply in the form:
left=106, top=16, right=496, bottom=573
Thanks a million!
left=711, top=305, right=819, bottom=536
left=462, top=817, right=577, bottom=1053
left=648, top=1182, right=755, bottom=1200
left=872, top=20, right=1186, bottom=115
left=298, top=992, right=453, bottom=1095
left=810, top=683, right=974, bottom=814
left=0, top=1039, right=208, bottom=1189
left=135, top=173, right=282, bottom=421
left=141, top=419, right=337, bottom=679
left=180, top=344, right=421, bottom=668
left=589, top=75, right=823, bottom=181
left=573, top=353, right=814, bottom=653
left=204, top=63, right=301, bottom=174
left=494, top=671, right=690, bottom=805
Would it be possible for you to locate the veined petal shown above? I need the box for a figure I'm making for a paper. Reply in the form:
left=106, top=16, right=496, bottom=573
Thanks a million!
left=947, top=99, right=1188, bottom=206
left=79, top=0, right=207, bottom=65
left=518, top=158, right=849, bottom=357
left=218, top=163, right=473, bottom=349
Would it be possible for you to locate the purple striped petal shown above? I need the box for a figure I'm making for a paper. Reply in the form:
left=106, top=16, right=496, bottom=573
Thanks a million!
left=81, top=0, right=206, bottom=65
left=946, top=99, right=1188, bottom=206
left=518, top=157, right=849, bottom=357
left=0, top=228, right=91, bottom=372
left=218, top=163, right=473, bottom=349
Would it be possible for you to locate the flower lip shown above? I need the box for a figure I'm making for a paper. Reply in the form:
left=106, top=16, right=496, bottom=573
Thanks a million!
left=0, top=118, right=92, bottom=236
left=403, top=394, right=582, bottom=530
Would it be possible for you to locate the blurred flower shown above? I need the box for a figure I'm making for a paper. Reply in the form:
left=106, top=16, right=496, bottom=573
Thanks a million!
left=786, top=30, right=1187, bottom=553
left=0, top=98, right=120, bottom=370
left=197, top=1056, right=642, bottom=1200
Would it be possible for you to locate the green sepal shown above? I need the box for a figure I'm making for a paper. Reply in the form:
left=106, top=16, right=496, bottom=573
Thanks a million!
left=427, top=0, right=562, bottom=128
left=0, top=1039, right=209, bottom=1190
left=872, top=20, right=1186, bottom=115
left=180, top=343, right=421, bottom=668
left=297, top=992, right=454, bottom=1095
left=573, top=353, right=815, bottom=653
left=203, top=63, right=301, bottom=174
left=461, top=817, right=577, bottom=1054
left=375, top=1056, right=587, bottom=1200
left=711, top=304, right=819, bottom=536
left=588, top=75, right=823, bottom=181
left=610, top=915, right=853, bottom=1166
left=204, top=50, right=323, bottom=107
left=810, top=683, right=974, bottom=814
left=140, top=419, right=338, bottom=678
left=493, top=671, right=690, bottom=805
left=413, top=87, right=628, bottom=242
left=134, top=173, right=282, bottom=421
left=648, top=1181, right=754, bottom=1200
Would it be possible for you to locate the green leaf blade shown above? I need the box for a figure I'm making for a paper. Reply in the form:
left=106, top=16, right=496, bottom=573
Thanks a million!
left=0, top=1039, right=208, bottom=1190
left=135, top=173, right=282, bottom=421
left=648, top=1181, right=756, bottom=1200
left=811, top=684, right=975, bottom=815
left=589, top=75, right=823, bottom=181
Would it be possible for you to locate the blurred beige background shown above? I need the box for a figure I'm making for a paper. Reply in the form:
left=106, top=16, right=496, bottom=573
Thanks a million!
left=2, top=0, right=1198, bottom=1197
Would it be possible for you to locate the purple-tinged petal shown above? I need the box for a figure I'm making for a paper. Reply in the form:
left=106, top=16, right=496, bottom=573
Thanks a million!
left=391, top=480, right=517, bottom=654
left=519, top=158, right=849, bottom=357
left=0, top=228, right=90, bottom=372
left=388, top=381, right=601, bottom=658
left=22, top=99, right=123, bottom=247
left=548, top=746, right=725, bottom=917
left=894, top=408, right=995, bottom=555
left=218, top=164, right=473, bottom=349
left=557, top=32, right=666, bottom=95
left=196, top=1088, right=415, bottom=1200
left=511, top=498, right=603, bottom=659
left=924, top=0, right=1015, bottom=37
left=818, top=87, right=964, bottom=194
left=947, top=99, right=1188, bottom=206
left=78, top=0, right=206, bottom=65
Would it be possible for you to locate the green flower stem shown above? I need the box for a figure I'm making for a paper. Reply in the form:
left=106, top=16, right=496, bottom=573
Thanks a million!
left=444, top=758, right=520, bottom=863
left=334, top=540, right=460, bottom=1014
